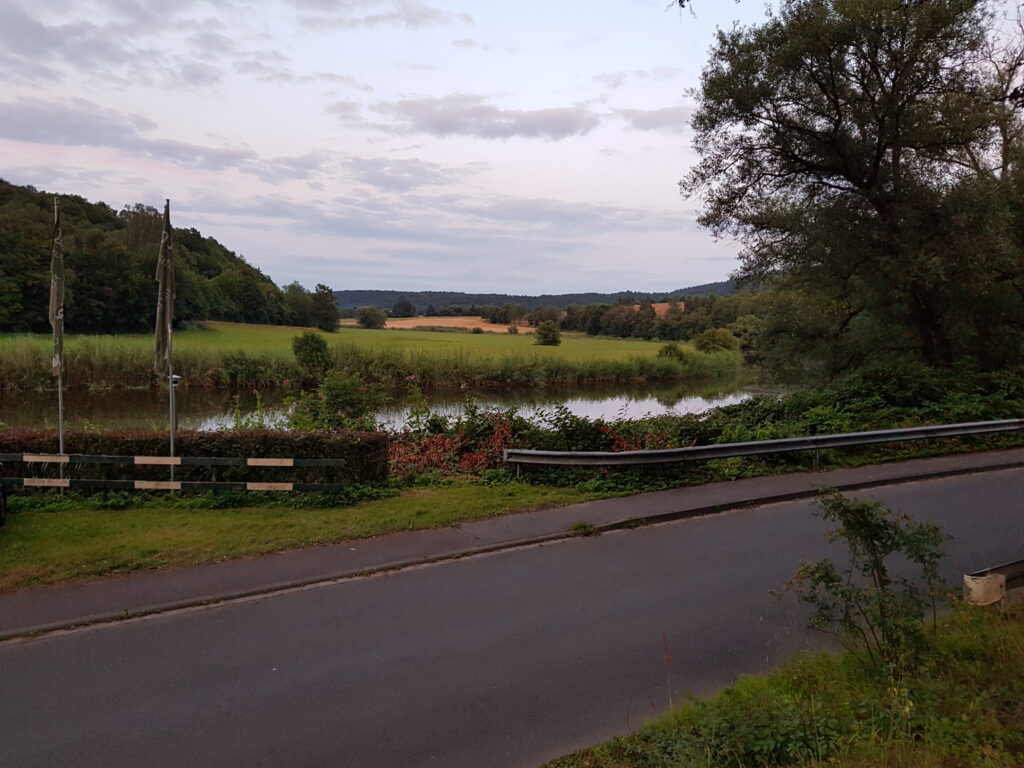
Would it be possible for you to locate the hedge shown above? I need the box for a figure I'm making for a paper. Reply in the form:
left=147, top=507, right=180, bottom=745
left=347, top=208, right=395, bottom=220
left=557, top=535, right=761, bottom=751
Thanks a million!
left=0, top=429, right=389, bottom=485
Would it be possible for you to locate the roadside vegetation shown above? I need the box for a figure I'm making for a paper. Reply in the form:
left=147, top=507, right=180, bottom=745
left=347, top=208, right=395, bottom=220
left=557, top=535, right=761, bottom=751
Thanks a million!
left=543, top=491, right=1024, bottom=767
left=544, top=603, right=1024, bottom=768
left=0, top=481, right=619, bottom=590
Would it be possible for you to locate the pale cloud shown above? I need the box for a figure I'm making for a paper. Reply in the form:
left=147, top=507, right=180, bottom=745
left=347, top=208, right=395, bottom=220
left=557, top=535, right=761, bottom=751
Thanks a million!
left=594, top=67, right=684, bottom=91
left=0, top=97, right=266, bottom=173
left=371, top=94, right=601, bottom=140
left=344, top=156, right=468, bottom=191
left=287, top=0, right=472, bottom=29
left=616, top=106, right=693, bottom=133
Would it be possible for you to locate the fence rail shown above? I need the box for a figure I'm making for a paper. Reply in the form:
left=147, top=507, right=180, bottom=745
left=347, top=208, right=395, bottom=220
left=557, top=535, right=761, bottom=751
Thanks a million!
left=0, top=451, right=354, bottom=496
left=502, top=418, right=1024, bottom=468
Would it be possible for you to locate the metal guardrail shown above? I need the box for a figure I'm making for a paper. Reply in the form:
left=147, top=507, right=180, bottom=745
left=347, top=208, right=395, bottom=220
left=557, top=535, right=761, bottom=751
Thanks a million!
left=503, top=418, right=1024, bottom=468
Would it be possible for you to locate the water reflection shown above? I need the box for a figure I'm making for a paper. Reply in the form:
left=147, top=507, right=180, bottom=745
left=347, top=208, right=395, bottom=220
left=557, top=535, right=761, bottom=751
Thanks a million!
left=2, top=379, right=771, bottom=433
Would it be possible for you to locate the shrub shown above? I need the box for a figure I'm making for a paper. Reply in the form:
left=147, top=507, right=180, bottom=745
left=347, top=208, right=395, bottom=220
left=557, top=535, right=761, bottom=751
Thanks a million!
left=355, top=306, right=388, bottom=329
left=785, top=490, right=949, bottom=674
left=287, top=370, right=388, bottom=431
left=507, top=325, right=519, bottom=334
left=471, top=326, right=484, bottom=334
left=534, top=321, right=561, bottom=346
left=291, top=331, right=331, bottom=380
left=657, top=342, right=691, bottom=362
left=694, top=327, right=741, bottom=353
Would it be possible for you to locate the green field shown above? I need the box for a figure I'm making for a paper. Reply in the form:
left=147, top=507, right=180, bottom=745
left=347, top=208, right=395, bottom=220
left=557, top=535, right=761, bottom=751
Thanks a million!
left=3, top=321, right=672, bottom=359
left=0, top=321, right=741, bottom=391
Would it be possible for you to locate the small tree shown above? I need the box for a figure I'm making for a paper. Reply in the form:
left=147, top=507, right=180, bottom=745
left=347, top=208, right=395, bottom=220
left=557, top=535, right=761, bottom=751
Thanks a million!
left=534, top=321, right=561, bottom=346
left=310, top=284, right=340, bottom=332
left=786, top=491, right=949, bottom=674
left=355, top=306, right=387, bottom=329
left=392, top=298, right=416, bottom=318
left=291, top=331, right=331, bottom=381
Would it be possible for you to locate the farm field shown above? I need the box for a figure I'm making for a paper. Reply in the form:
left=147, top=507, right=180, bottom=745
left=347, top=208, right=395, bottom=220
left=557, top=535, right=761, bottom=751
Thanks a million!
left=0, top=321, right=739, bottom=392
left=339, top=315, right=532, bottom=333
left=3, top=321, right=667, bottom=360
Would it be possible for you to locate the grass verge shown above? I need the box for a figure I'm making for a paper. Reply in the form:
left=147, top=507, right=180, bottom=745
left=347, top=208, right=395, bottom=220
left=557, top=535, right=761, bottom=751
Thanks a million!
left=544, top=604, right=1024, bottom=768
left=0, top=481, right=616, bottom=591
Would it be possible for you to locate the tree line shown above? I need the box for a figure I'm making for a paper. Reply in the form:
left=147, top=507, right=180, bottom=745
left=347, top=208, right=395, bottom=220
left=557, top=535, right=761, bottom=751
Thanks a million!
left=0, top=180, right=339, bottom=333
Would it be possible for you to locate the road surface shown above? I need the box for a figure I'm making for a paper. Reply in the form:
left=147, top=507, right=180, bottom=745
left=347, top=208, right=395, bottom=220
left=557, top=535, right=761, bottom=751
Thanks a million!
left=1, top=469, right=1021, bottom=767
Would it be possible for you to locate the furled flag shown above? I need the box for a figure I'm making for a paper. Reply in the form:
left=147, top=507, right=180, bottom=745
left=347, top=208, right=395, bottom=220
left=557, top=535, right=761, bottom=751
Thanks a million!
left=154, top=199, right=174, bottom=376
left=48, top=197, right=65, bottom=378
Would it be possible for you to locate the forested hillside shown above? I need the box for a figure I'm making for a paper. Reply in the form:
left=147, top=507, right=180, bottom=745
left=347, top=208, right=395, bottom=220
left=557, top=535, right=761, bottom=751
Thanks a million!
left=333, top=282, right=735, bottom=313
left=0, top=179, right=337, bottom=333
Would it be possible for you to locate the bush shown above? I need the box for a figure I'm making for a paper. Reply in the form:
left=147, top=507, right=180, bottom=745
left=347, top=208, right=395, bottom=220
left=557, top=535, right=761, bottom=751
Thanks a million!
left=534, top=321, right=561, bottom=346
left=471, top=326, right=484, bottom=334
left=355, top=306, right=388, bottom=329
left=507, top=325, right=519, bottom=334
left=657, top=342, right=693, bottom=363
left=287, top=370, right=389, bottom=431
left=292, top=331, right=331, bottom=380
left=0, top=428, right=389, bottom=485
left=785, top=491, right=949, bottom=674
left=694, top=327, right=741, bottom=353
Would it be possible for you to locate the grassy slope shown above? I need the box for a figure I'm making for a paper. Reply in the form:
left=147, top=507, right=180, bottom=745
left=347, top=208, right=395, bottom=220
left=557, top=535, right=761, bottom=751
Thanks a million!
left=0, top=483, right=614, bottom=591
left=544, top=605, right=1024, bottom=768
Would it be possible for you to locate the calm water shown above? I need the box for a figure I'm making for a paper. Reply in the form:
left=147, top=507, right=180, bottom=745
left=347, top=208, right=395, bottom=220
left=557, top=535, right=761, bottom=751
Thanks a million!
left=2, top=379, right=769, bottom=433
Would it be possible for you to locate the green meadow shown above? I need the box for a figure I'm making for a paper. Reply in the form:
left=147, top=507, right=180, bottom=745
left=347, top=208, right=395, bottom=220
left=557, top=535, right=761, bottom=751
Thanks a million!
left=0, top=321, right=741, bottom=392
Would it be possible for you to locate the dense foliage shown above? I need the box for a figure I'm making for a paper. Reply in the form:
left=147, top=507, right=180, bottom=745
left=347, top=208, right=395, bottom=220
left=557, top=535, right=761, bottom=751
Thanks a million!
left=683, top=0, right=1024, bottom=372
left=0, top=179, right=335, bottom=333
left=386, top=365, right=1024, bottom=482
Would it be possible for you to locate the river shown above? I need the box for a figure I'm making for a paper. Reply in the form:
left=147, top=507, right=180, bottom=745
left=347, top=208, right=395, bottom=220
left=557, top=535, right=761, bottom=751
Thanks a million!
left=2, top=379, right=770, bottom=433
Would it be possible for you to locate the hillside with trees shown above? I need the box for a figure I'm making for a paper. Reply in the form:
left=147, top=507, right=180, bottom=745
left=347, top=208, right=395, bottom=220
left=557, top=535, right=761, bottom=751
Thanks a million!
left=334, top=282, right=735, bottom=315
left=0, top=179, right=338, bottom=333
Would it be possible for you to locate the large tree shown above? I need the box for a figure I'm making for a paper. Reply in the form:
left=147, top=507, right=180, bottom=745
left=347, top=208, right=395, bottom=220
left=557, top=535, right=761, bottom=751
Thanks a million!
left=682, top=0, right=1024, bottom=371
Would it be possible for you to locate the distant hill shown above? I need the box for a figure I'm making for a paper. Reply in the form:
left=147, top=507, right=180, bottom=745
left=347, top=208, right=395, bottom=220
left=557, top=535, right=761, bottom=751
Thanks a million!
left=333, top=281, right=736, bottom=312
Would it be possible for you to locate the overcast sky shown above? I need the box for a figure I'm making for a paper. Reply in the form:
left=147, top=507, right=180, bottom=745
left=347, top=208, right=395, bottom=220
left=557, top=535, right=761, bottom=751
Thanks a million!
left=0, top=0, right=772, bottom=293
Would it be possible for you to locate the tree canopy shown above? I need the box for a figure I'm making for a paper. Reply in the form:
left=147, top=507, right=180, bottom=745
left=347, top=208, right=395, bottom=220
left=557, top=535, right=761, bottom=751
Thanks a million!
left=682, top=0, right=1024, bottom=371
left=0, top=179, right=338, bottom=333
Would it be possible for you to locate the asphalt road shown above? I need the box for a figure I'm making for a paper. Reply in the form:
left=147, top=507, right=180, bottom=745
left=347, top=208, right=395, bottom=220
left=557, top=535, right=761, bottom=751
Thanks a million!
left=1, top=469, right=1021, bottom=768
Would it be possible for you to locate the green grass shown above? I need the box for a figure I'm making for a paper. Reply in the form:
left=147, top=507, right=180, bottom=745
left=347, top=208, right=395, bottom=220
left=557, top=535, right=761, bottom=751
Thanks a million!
left=0, top=482, right=615, bottom=590
left=544, top=604, right=1024, bottom=768
left=0, top=321, right=741, bottom=392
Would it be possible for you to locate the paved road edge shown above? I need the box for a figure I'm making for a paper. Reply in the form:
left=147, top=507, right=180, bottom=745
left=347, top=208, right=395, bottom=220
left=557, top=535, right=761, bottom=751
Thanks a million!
left=3, top=450, right=1023, bottom=642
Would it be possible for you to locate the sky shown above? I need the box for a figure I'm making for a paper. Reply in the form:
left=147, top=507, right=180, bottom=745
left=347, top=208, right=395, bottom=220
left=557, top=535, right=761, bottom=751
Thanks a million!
left=0, top=0, right=772, bottom=294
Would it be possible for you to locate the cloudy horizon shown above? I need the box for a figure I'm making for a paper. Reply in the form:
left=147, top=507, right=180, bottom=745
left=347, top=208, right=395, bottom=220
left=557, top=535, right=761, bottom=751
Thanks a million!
left=0, top=0, right=772, bottom=294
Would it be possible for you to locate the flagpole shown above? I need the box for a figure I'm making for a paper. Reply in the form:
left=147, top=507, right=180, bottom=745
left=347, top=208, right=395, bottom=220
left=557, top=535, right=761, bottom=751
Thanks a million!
left=50, top=197, right=66, bottom=477
left=155, top=198, right=175, bottom=481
